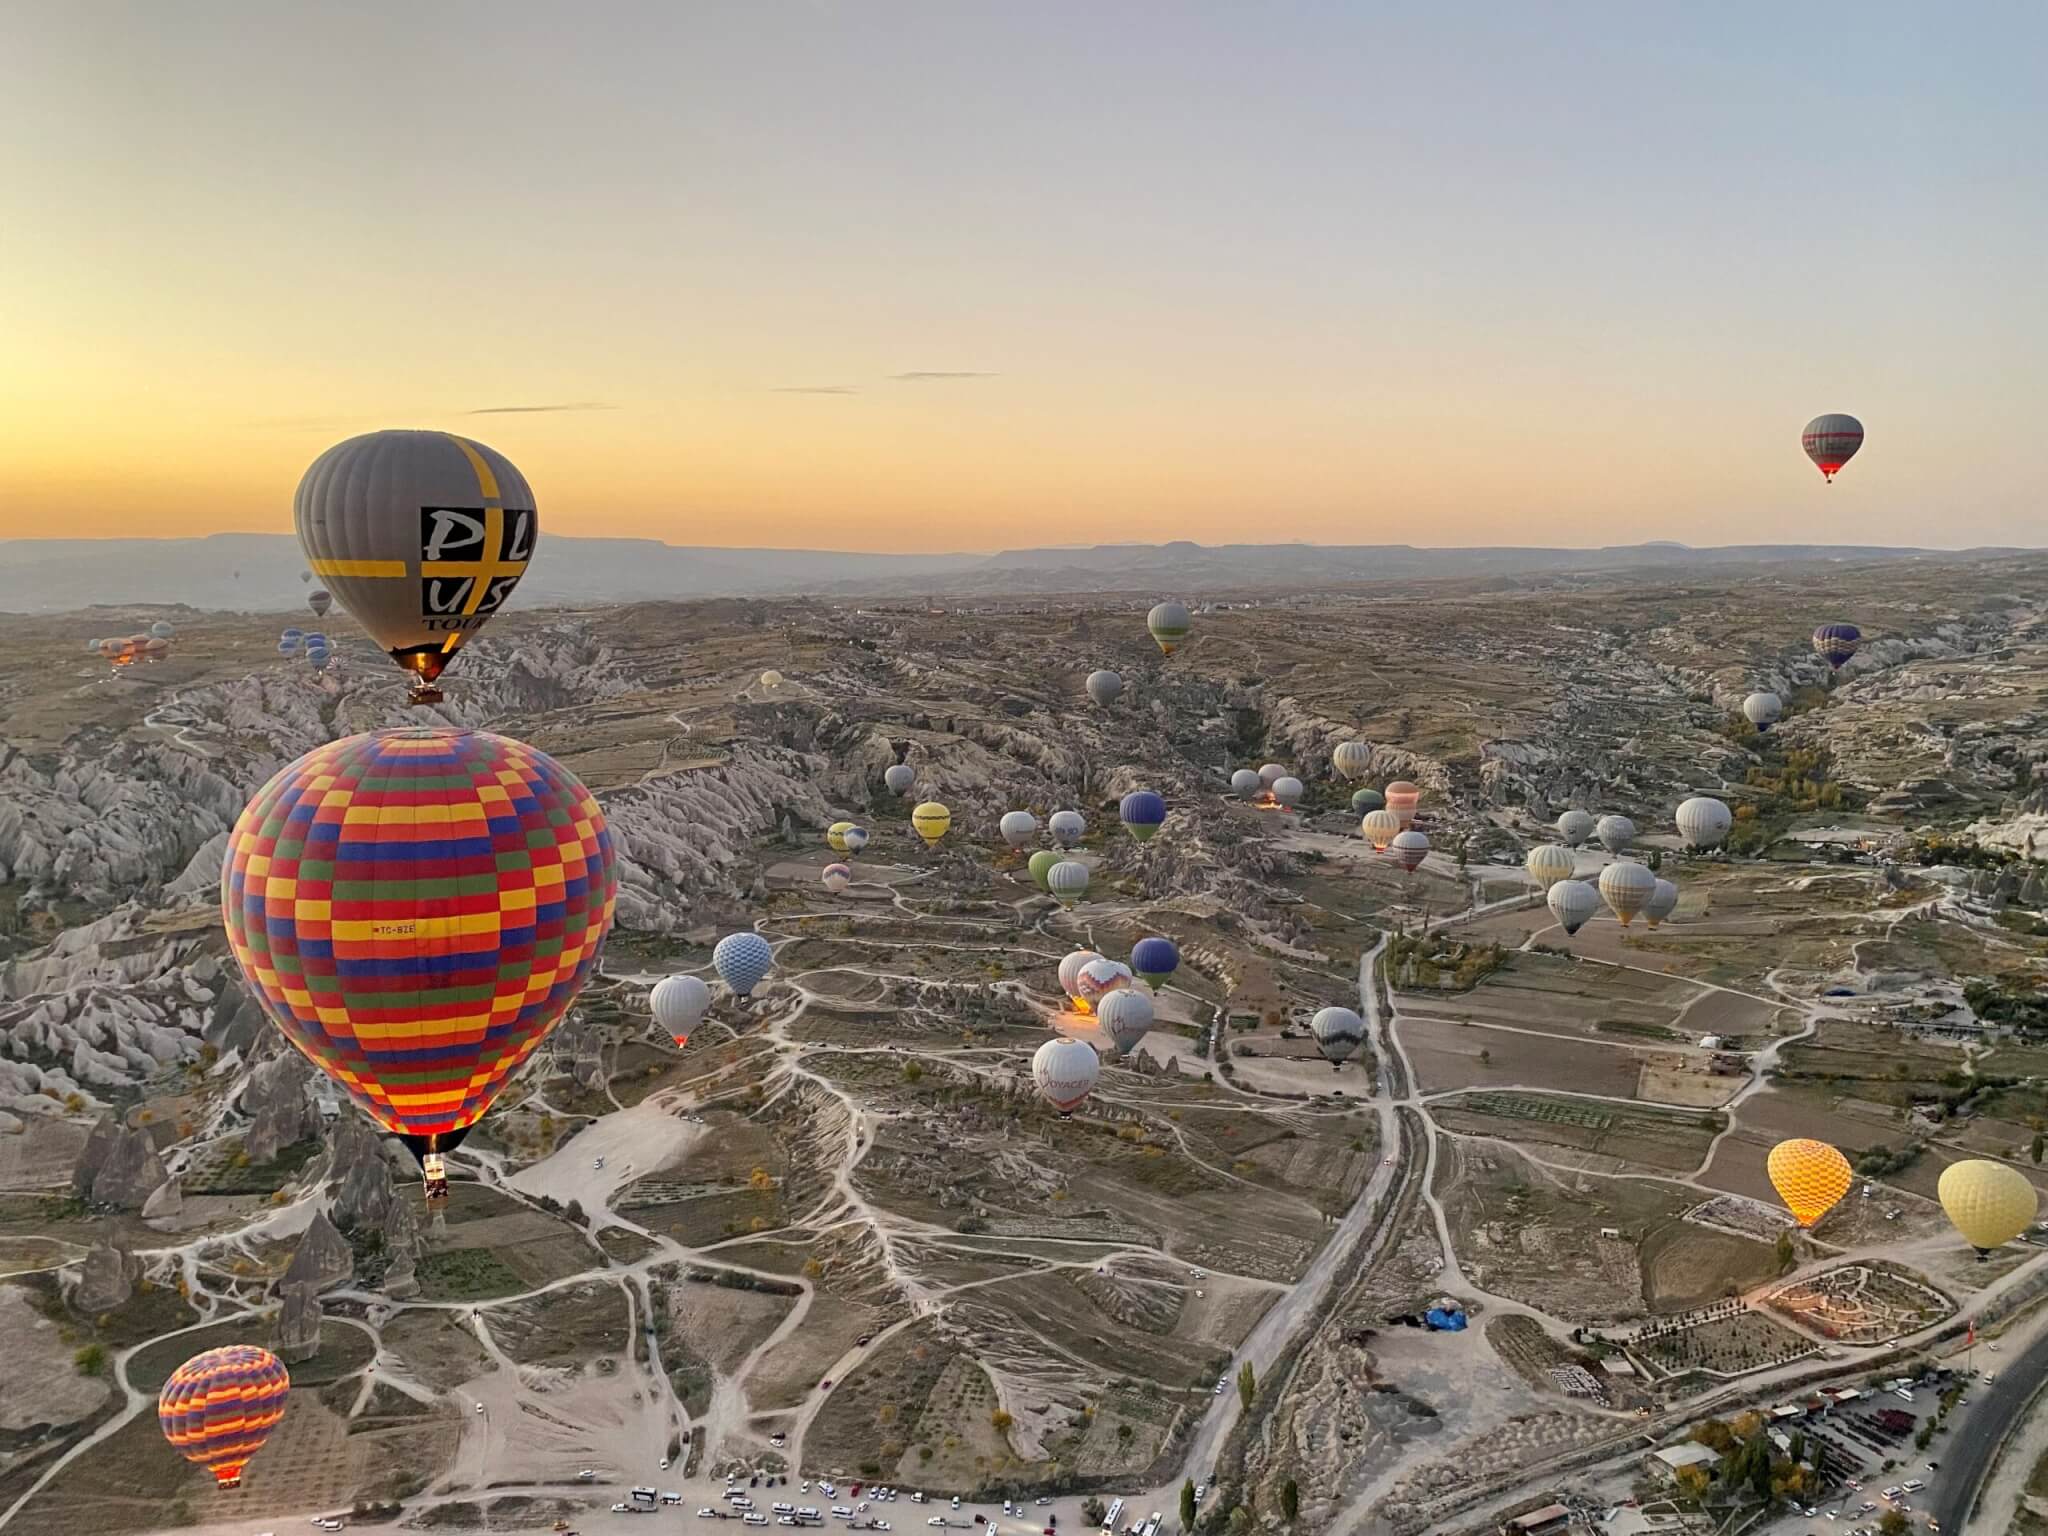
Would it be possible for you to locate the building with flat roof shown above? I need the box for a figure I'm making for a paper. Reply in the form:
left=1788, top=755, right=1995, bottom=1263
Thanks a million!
left=1648, top=1442, right=1721, bottom=1481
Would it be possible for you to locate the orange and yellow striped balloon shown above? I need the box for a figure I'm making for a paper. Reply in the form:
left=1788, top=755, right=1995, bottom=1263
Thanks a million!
left=158, top=1344, right=291, bottom=1488
left=1767, top=1138, right=1853, bottom=1228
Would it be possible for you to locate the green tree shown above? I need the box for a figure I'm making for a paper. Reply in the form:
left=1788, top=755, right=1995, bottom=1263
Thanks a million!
left=1081, top=1498, right=1106, bottom=1527
left=74, top=1343, right=107, bottom=1377
left=1775, top=1231, right=1795, bottom=1273
left=1877, top=1512, right=1907, bottom=1536
left=1280, top=1480, right=1298, bottom=1523
left=2031, top=1131, right=2043, bottom=1165
left=1180, top=1480, right=1197, bottom=1530
left=1236, top=1360, right=1257, bottom=1411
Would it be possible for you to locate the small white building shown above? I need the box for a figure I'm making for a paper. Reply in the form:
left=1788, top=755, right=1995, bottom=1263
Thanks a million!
left=1649, top=1442, right=1721, bottom=1481
left=1697, top=1033, right=1723, bottom=1050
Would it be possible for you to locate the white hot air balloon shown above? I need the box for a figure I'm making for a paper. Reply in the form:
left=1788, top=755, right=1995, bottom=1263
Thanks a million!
left=1547, top=879, right=1599, bottom=936
left=1676, top=796, right=1733, bottom=850
left=1086, top=669, right=1123, bottom=706
left=1048, top=810, right=1086, bottom=848
left=1095, top=988, right=1155, bottom=1056
left=1258, top=763, right=1288, bottom=790
left=1047, top=860, right=1091, bottom=906
left=1310, top=1006, right=1365, bottom=1067
left=1743, top=691, right=1783, bottom=732
left=841, top=825, right=869, bottom=856
left=1033, top=1037, right=1100, bottom=1114
left=1556, top=810, right=1596, bottom=848
left=884, top=763, right=915, bottom=797
left=999, top=810, right=1040, bottom=849
left=1360, top=809, right=1401, bottom=850
left=1598, top=860, right=1655, bottom=926
left=1596, top=814, right=1636, bottom=854
left=1645, top=878, right=1680, bottom=929
left=1057, top=950, right=1104, bottom=1000
left=1524, top=844, right=1574, bottom=889
left=1388, top=828, right=1429, bottom=873
left=1229, top=768, right=1262, bottom=798
left=1271, top=775, right=1304, bottom=808
left=1073, top=958, right=1133, bottom=1009
left=650, top=974, right=711, bottom=1047
left=822, top=862, right=853, bottom=895
left=1332, top=741, right=1372, bottom=781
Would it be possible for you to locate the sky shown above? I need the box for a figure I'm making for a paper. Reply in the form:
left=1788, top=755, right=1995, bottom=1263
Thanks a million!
left=2, top=3, right=2043, bottom=553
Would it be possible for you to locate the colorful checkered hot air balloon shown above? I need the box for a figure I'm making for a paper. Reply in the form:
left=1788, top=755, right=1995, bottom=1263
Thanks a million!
left=221, top=728, right=616, bottom=1199
left=158, top=1344, right=291, bottom=1489
left=1766, top=1138, right=1852, bottom=1229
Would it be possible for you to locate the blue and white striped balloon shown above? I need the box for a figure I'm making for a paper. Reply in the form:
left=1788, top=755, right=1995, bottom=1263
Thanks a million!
left=713, top=932, right=774, bottom=999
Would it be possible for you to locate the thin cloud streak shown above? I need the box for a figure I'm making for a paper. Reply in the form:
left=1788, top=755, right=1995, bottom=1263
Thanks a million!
left=465, top=401, right=617, bottom=414
left=889, top=371, right=998, bottom=382
left=769, top=386, right=862, bottom=395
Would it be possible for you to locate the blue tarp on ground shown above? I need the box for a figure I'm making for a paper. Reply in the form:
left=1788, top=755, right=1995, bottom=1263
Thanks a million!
left=1423, top=1307, right=1467, bottom=1331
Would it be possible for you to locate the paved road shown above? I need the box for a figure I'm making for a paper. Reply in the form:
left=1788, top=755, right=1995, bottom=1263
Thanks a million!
left=1932, top=1331, right=2048, bottom=1532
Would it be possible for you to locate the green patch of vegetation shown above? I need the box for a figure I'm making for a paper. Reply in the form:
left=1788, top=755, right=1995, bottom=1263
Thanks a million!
left=416, top=1247, right=527, bottom=1301
left=1596, top=1019, right=1678, bottom=1040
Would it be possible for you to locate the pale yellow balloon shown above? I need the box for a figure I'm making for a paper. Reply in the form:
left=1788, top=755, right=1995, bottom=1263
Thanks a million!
left=1524, top=844, right=1574, bottom=889
left=1939, top=1159, right=2039, bottom=1252
left=1767, top=1138, right=1852, bottom=1228
left=826, top=820, right=852, bottom=853
left=911, top=801, right=952, bottom=847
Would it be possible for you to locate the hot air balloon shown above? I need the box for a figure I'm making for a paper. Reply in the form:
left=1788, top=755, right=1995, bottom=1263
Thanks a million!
left=1598, top=860, right=1654, bottom=926
left=305, top=647, right=332, bottom=674
left=1230, top=769, right=1263, bottom=798
left=1057, top=950, right=1104, bottom=1001
left=142, top=635, right=170, bottom=661
left=1384, top=781, right=1421, bottom=828
left=841, top=825, right=869, bottom=856
left=1801, top=413, right=1864, bottom=482
left=150, top=620, right=176, bottom=640
left=84, top=637, right=103, bottom=653
left=1027, top=850, right=1061, bottom=891
left=1743, top=692, right=1783, bottom=733
left=650, top=974, right=711, bottom=1048
left=1645, top=879, right=1679, bottom=929
left=279, top=627, right=305, bottom=655
left=1311, top=1006, right=1365, bottom=1067
left=222, top=728, right=615, bottom=1201
left=822, top=862, right=853, bottom=895
left=1131, top=936, right=1179, bottom=990
left=1000, top=810, right=1040, bottom=849
left=1388, top=829, right=1429, bottom=873
left=911, top=802, right=952, bottom=847
left=275, top=637, right=298, bottom=659
left=714, top=932, right=774, bottom=1000
left=302, top=631, right=329, bottom=652
left=1096, top=988, right=1155, bottom=1056
left=1117, top=791, right=1166, bottom=843
left=1556, top=810, right=1595, bottom=848
left=1147, top=601, right=1192, bottom=655
left=1547, top=880, right=1599, bottom=936
left=1767, top=1138, right=1852, bottom=1228
left=1074, top=958, right=1134, bottom=1010
left=884, top=763, right=915, bottom=797
left=1351, top=787, right=1385, bottom=815
left=294, top=430, right=536, bottom=704
left=1047, top=860, right=1091, bottom=906
left=300, top=568, right=312, bottom=583
left=1033, top=1036, right=1099, bottom=1114
left=1596, top=815, right=1636, bottom=855
left=826, top=821, right=854, bottom=853
left=307, top=587, right=332, bottom=618
left=760, top=670, right=784, bottom=689
left=1938, top=1159, right=2039, bottom=1256
left=1360, top=809, right=1400, bottom=850
left=158, top=1345, right=290, bottom=1489
left=1271, top=776, right=1304, bottom=808
left=1676, top=796, right=1733, bottom=851
left=1087, top=669, right=1123, bottom=706
left=103, top=636, right=140, bottom=667
left=1525, top=845, right=1574, bottom=889
left=1048, top=809, right=1086, bottom=848
left=1258, top=763, right=1288, bottom=791
left=1333, top=741, right=1372, bottom=781
left=1812, top=623, right=1861, bottom=670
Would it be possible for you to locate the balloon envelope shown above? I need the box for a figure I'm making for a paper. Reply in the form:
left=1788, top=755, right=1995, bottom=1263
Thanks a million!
left=1525, top=844, right=1574, bottom=889
left=1388, top=829, right=1429, bottom=872
left=159, top=1344, right=290, bottom=1488
left=1813, top=623, right=1861, bottom=669
left=1645, top=878, right=1680, bottom=928
left=884, top=763, right=915, bottom=796
left=1119, top=790, right=1167, bottom=841
left=1027, top=850, right=1061, bottom=891
left=651, top=974, right=712, bottom=1046
left=1351, top=787, right=1385, bottom=814
left=826, top=820, right=853, bottom=853
left=1596, top=815, right=1635, bottom=854
left=911, top=802, right=952, bottom=847
left=1057, top=950, right=1103, bottom=999
left=1556, top=810, right=1595, bottom=848
left=1802, top=413, right=1864, bottom=481
left=1547, top=880, right=1599, bottom=935
left=308, top=588, right=332, bottom=618
left=1361, top=810, right=1400, bottom=850
left=1333, top=741, right=1372, bottom=781
left=1086, top=669, right=1123, bottom=706
left=1033, top=1036, right=1099, bottom=1113
left=714, top=932, right=774, bottom=998
left=1048, top=809, right=1086, bottom=848
left=1074, top=958, right=1133, bottom=1007
left=1258, top=763, right=1288, bottom=790
left=1230, top=769, right=1263, bottom=798
left=760, top=670, right=784, bottom=689
left=841, top=825, right=869, bottom=855
left=1000, top=810, right=1040, bottom=849
left=1767, top=1138, right=1852, bottom=1228
left=1676, top=796, right=1733, bottom=850
left=150, top=620, right=176, bottom=639
left=1047, top=860, right=1091, bottom=905
left=222, top=728, right=615, bottom=1160
left=1598, top=860, right=1655, bottom=925
left=1311, top=1006, right=1365, bottom=1065
left=1095, top=988, right=1155, bottom=1055
left=1131, top=936, right=1180, bottom=987
left=822, top=862, right=853, bottom=895
left=1743, top=692, right=1783, bottom=731
left=1939, top=1159, right=2038, bottom=1252
left=294, top=430, right=536, bottom=701
left=1271, top=776, right=1303, bottom=808
left=1147, top=601, right=1192, bottom=654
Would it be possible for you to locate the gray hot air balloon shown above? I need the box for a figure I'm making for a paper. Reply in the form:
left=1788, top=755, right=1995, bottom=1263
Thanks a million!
left=1645, top=878, right=1680, bottom=929
left=1229, top=768, right=1262, bottom=798
left=1598, top=860, right=1655, bottom=926
left=999, top=810, right=1040, bottom=849
left=884, top=763, right=915, bottom=797
left=1310, top=1006, right=1365, bottom=1067
left=1676, top=796, right=1733, bottom=851
left=307, top=588, right=332, bottom=619
left=1258, top=763, right=1288, bottom=790
left=1047, top=861, right=1091, bottom=907
left=1146, top=601, right=1192, bottom=655
left=1596, top=815, right=1636, bottom=854
left=1743, top=691, right=1783, bottom=732
left=1095, top=988, right=1155, bottom=1056
left=1332, top=741, right=1372, bottom=781
left=1048, top=810, right=1086, bottom=848
left=1086, top=669, right=1123, bottom=706
left=1271, top=775, right=1304, bottom=808
left=1547, top=879, right=1599, bottom=936
left=294, top=430, right=537, bottom=704
left=1557, top=810, right=1596, bottom=848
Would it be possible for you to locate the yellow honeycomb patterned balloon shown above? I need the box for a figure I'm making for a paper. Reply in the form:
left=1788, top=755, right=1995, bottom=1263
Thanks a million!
left=1767, top=1138, right=1853, bottom=1228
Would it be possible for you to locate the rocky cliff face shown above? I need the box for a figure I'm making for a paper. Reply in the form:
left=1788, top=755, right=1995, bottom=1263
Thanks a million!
left=70, top=1114, right=168, bottom=1209
left=240, top=1049, right=314, bottom=1162
left=275, top=1280, right=323, bottom=1364
left=283, top=1209, right=353, bottom=1291
left=73, top=1240, right=139, bottom=1313
left=327, top=1115, right=398, bottom=1232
